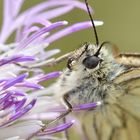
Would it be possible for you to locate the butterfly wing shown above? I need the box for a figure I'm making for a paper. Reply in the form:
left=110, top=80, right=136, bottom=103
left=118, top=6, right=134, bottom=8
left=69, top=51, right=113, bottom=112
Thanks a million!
left=115, top=53, right=140, bottom=67
left=91, top=100, right=140, bottom=140
left=81, top=68, right=140, bottom=140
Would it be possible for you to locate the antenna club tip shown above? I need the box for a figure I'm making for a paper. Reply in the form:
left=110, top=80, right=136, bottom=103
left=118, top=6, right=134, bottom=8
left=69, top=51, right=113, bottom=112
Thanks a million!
left=89, top=21, right=104, bottom=26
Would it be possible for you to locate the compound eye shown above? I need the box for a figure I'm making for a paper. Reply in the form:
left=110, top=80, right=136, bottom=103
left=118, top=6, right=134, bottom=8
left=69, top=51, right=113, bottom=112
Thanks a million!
left=67, top=58, right=75, bottom=70
left=82, top=56, right=100, bottom=69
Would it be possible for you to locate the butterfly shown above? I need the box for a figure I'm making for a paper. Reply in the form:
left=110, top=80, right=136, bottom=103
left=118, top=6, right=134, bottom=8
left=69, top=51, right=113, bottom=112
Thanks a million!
left=30, top=0, right=140, bottom=140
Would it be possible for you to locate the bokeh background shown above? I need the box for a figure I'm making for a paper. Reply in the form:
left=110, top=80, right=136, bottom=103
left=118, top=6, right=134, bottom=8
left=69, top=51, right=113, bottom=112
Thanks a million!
left=0, top=0, right=140, bottom=65
left=0, top=1, right=139, bottom=139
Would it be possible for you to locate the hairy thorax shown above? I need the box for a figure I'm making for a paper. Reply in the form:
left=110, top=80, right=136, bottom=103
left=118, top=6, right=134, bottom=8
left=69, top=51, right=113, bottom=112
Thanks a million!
left=54, top=44, right=127, bottom=105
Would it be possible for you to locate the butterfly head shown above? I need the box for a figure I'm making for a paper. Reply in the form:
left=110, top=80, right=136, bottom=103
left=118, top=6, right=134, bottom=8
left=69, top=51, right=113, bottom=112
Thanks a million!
left=67, top=42, right=124, bottom=81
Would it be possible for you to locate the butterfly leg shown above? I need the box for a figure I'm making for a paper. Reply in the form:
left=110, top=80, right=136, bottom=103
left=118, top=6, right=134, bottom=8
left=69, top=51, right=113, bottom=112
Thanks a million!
left=27, top=93, right=72, bottom=140
left=41, top=93, right=73, bottom=131
left=14, top=52, right=72, bottom=69
left=63, top=117, right=70, bottom=140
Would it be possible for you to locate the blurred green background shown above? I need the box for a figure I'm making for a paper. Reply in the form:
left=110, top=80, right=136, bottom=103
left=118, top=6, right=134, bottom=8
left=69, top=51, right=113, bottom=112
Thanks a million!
left=53, top=0, right=140, bottom=52
left=0, top=0, right=140, bottom=61
left=0, top=1, right=139, bottom=139
left=1, top=0, right=140, bottom=52
left=58, top=0, right=140, bottom=53
left=50, top=0, right=140, bottom=53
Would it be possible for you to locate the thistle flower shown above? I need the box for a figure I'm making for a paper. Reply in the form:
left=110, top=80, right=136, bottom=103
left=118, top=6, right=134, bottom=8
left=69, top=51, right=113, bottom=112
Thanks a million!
left=0, top=0, right=103, bottom=139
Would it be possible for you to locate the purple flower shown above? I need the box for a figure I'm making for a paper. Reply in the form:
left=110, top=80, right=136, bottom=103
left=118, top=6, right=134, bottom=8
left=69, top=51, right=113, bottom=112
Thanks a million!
left=0, top=0, right=103, bottom=139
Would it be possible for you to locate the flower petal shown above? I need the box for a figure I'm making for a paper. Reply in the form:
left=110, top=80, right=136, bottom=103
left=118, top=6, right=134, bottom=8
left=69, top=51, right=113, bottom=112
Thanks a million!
left=0, top=120, right=43, bottom=139
left=18, top=21, right=68, bottom=49
left=38, top=120, right=75, bottom=136
left=45, top=21, right=103, bottom=44
left=2, top=73, right=28, bottom=90
left=0, top=99, right=36, bottom=127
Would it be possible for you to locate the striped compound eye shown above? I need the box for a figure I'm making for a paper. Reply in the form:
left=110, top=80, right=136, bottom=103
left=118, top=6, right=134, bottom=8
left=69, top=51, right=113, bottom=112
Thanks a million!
left=82, top=56, right=100, bottom=69
left=67, top=58, right=76, bottom=70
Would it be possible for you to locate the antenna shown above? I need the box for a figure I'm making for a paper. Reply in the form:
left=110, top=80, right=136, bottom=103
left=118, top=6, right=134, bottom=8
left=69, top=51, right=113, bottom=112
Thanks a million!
left=94, top=41, right=110, bottom=56
left=84, top=0, right=99, bottom=46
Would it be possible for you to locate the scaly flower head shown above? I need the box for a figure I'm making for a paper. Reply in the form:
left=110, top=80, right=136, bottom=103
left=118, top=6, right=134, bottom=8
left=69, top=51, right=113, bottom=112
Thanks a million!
left=0, top=0, right=103, bottom=139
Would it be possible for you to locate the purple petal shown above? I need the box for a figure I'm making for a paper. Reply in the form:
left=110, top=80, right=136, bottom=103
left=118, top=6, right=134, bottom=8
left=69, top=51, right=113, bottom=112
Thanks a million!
left=0, top=106, right=14, bottom=118
left=22, top=26, right=40, bottom=35
left=73, top=102, right=98, bottom=111
left=0, top=91, right=27, bottom=110
left=17, top=82, right=43, bottom=90
left=1, top=99, right=14, bottom=110
left=2, top=73, right=28, bottom=90
left=38, top=120, right=75, bottom=136
left=0, top=0, right=25, bottom=43
left=19, top=20, right=51, bottom=42
left=10, top=90, right=27, bottom=96
left=45, top=20, right=103, bottom=44
left=10, top=99, right=36, bottom=120
left=15, top=98, right=27, bottom=111
left=3, top=0, right=25, bottom=19
left=0, top=0, right=13, bottom=43
left=0, top=99, right=37, bottom=127
left=48, top=101, right=101, bottom=112
left=45, top=21, right=93, bottom=44
left=31, top=6, right=74, bottom=21
left=11, top=0, right=25, bottom=18
left=14, top=56, right=36, bottom=62
left=37, top=71, right=61, bottom=82
left=0, top=55, right=35, bottom=66
left=3, top=0, right=12, bottom=22
left=18, top=21, right=68, bottom=49
left=0, top=56, right=21, bottom=66
left=0, top=93, right=12, bottom=105
left=21, top=0, right=88, bottom=20
left=0, top=0, right=90, bottom=43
